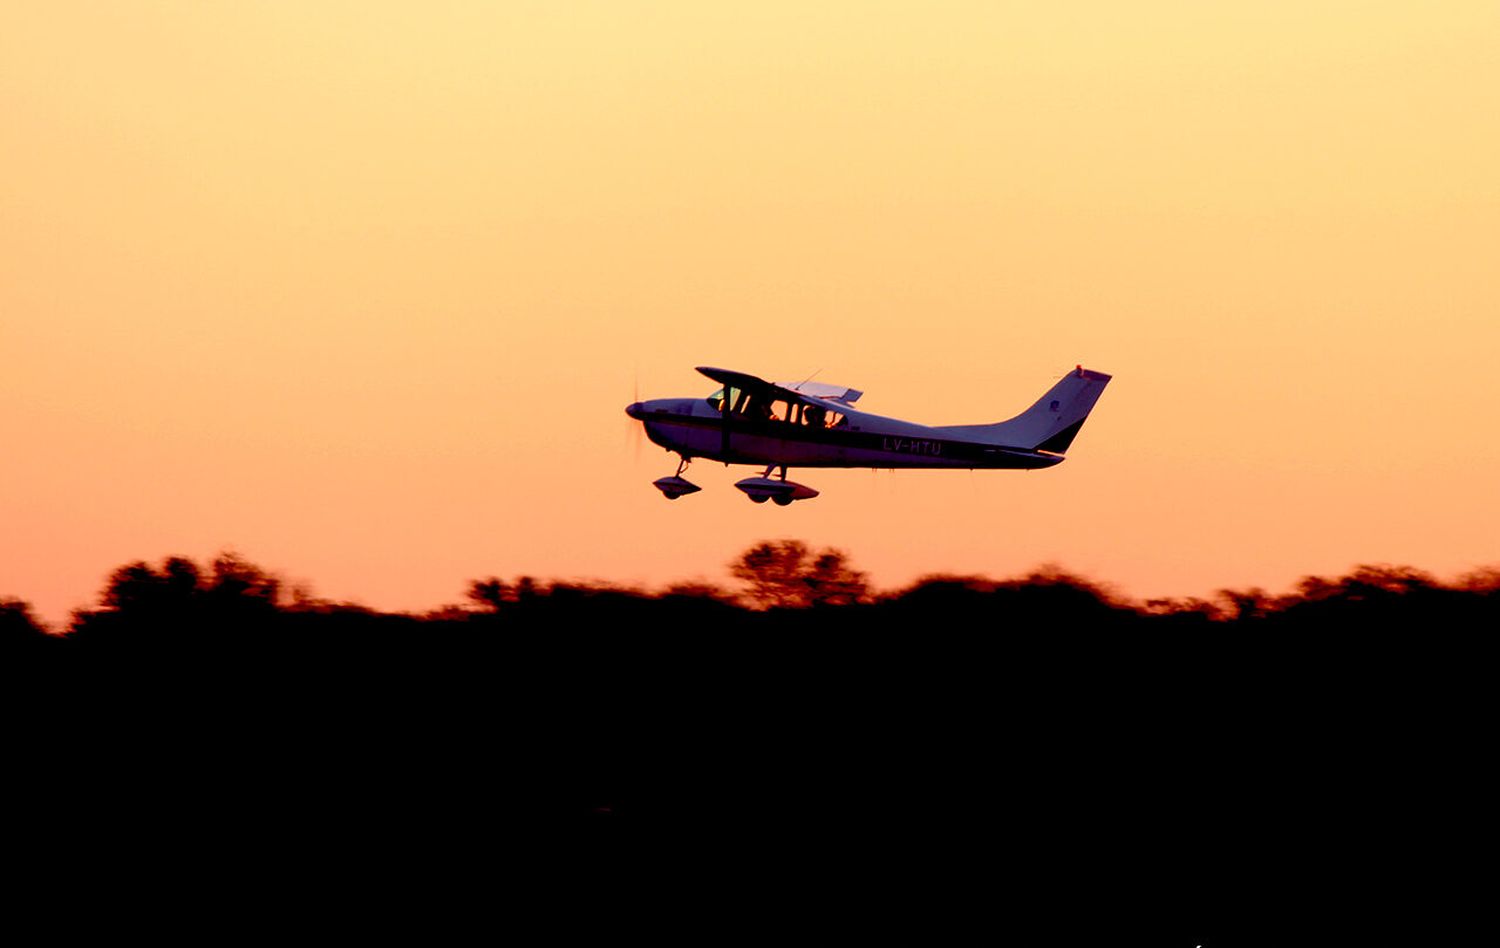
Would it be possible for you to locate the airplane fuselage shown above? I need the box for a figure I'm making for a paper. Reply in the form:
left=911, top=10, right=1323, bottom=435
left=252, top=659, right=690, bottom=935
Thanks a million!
left=626, top=397, right=1064, bottom=470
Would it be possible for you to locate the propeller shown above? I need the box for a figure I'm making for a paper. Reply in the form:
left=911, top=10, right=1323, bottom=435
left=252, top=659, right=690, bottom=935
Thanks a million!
left=625, top=370, right=645, bottom=462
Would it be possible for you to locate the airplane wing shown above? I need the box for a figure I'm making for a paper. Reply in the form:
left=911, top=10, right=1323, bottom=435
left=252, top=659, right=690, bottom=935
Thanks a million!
left=696, top=366, right=778, bottom=394
left=696, top=367, right=863, bottom=406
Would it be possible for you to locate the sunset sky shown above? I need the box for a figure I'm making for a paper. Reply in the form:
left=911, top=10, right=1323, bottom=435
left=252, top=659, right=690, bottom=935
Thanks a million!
left=4, top=2, right=1498, bottom=626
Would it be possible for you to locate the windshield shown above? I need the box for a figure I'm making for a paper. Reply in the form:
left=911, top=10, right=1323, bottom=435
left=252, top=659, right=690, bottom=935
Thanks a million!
left=707, top=387, right=846, bottom=427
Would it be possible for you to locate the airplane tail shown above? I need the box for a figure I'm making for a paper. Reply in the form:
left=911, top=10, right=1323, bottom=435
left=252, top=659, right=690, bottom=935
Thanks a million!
left=943, top=366, right=1112, bottom=453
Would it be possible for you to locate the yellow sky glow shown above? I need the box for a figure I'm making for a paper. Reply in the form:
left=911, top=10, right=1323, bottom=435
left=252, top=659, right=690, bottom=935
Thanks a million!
left=4, top=2, right=1498, bottom=625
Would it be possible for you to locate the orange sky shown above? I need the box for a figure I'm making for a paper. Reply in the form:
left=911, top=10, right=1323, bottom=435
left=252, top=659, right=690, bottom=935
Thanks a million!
left=4, top=2, right=1498, bottom=627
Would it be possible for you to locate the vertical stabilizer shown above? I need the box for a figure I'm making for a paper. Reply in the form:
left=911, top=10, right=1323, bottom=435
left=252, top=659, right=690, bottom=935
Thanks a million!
left=943, top=366, right=1112, bottom=453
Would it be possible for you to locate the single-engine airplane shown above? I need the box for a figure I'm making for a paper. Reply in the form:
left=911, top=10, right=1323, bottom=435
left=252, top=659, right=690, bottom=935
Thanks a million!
left=625, top=365, right=1111, bottom=504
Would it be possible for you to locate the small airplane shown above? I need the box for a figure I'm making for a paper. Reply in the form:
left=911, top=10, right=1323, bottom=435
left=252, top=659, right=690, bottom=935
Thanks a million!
left=625, top=365, right=1112, bottom=504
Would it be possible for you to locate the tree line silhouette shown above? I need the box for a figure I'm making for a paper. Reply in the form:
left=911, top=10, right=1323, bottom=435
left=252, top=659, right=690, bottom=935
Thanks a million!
left=9, top=541, right=1499, bottom=645
left=6, top=540, right=1492, bottom=933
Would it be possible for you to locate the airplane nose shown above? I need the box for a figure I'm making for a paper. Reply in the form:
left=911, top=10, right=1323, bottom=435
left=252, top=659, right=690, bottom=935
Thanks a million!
left=625, top=401, right=645, bottom=420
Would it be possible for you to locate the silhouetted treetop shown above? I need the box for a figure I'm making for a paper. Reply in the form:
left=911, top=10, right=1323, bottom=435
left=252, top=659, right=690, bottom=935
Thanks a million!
left=1216, top=587, right=1272, bottom=622
left=1294, top=564, right=1439, bottom=603
left=207, top=552, right=280, bottom=606
left=67, top=552, right=288, bottom=648
left=1456, top=566, right=1500, bottom=593
left=1, top=597, right=49, bottom=645
left=730, top=540, right=869, bottom=609
left=97, top=553, right=279, bottom=615
left=467, top=578, right=509, bottom=611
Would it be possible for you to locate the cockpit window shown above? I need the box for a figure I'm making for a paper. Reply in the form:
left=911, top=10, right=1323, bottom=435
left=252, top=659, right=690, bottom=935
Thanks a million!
left=706, top=386, right=743, bottom=413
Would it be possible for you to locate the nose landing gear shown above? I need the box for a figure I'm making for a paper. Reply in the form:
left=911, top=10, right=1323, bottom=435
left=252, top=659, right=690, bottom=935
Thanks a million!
left=652, top=455, right=701, bottom=500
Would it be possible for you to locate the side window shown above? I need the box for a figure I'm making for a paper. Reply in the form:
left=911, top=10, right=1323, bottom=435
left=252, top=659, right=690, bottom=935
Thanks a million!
left=800, top=405, right=845, bottom=428
left=741, top=392, right=770, bottom=419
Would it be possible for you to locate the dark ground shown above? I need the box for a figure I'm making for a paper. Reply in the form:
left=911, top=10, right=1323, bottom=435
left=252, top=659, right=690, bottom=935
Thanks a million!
left=5, top=569, right=1491, bottom=942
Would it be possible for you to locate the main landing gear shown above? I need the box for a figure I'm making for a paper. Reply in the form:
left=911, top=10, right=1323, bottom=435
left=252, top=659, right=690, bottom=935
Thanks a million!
left=734, top=465, right=819, bottom=506
left=652, top=456, right=702, bottom=500
left=649, top=459, right=818, bottom=505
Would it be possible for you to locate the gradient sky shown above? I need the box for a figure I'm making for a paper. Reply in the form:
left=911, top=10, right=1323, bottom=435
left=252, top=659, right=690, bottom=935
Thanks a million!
left=4, top=2, right=1498, bottom=626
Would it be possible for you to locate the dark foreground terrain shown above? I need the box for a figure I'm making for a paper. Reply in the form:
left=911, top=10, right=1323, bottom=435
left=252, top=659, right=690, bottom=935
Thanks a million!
left=5, top=555, right=1492, bottom=941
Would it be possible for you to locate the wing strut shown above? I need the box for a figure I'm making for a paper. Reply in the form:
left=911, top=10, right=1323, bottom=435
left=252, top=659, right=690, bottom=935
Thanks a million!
left=720, top=386, right=730, bottom=457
